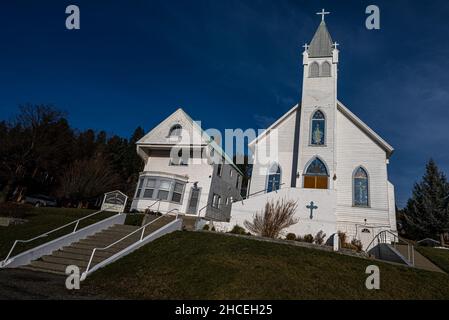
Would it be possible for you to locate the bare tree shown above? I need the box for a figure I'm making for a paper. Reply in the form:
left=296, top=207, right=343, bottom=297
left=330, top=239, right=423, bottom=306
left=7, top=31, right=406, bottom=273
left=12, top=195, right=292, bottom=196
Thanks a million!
left=59, top=155, right=121, bottom=207
left=244, top=199, right=299, bottom=238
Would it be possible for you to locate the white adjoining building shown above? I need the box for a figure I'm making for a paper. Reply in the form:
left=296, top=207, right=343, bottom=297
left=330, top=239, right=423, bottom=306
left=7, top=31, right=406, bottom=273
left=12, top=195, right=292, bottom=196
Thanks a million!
left=225, top=14, right=397, bottom=249
left=131, top=108, right=243, bottom=222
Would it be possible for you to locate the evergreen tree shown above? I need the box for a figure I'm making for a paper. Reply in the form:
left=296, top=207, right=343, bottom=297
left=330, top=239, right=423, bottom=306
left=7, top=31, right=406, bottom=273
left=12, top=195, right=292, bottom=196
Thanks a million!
left=403, top=159, right=449, bottom=244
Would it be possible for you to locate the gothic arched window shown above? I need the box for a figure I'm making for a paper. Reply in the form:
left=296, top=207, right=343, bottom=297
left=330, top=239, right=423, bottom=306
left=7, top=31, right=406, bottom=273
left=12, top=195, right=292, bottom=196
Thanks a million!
left=266, top=163, right=281, bottom=193
left=309, top=62, right=319, bottom=78
left=310, top=110, right=325, bottom=145
left=304, top=158, right=328, bottom=189
left=168, top=124, right=182, bottom=138
left=321, top=61, right=331, bottom=77
left=353, top=167, right=369, bottom=207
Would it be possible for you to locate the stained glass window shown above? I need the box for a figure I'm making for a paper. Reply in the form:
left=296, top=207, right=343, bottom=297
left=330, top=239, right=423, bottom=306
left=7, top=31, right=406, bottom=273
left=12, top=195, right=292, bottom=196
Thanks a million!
left=266, top=163, right=281, bottom=193
left=354, top=167, right=369, bottom=207
left=311, top=110, right=325, bottom=145
left=304, top=158, right=328, bottom=189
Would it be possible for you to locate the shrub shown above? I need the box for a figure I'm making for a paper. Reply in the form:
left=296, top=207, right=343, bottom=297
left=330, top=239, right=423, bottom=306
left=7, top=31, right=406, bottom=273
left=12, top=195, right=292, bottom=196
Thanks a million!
left=351, top=239, right=363, bottom=252
left=211, top=226, right=216, bottom=232
left=229, top=225, right=246, bottom=235
left=244, top=199, right=298, bottom=239
left=303, top=234, right=314, bottom=243
left=286, top=233, right=296, bottom=241
left=338, top=231, right=347, bottom=245
left=202, top=224, right=210, bottom=231
left=314, top=230, right=326, bottom=245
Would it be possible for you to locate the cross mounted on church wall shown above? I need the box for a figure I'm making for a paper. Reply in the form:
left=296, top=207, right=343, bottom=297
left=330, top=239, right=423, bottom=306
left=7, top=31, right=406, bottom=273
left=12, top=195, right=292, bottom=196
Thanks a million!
left=307, top=201, right=318, bottom=219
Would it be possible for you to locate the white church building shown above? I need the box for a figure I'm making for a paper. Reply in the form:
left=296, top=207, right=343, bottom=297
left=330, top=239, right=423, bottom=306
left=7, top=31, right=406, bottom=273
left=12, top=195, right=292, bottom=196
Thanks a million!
left=225, top=13, right=397, bottom=249
left=131, top=12, right=397, bottom=250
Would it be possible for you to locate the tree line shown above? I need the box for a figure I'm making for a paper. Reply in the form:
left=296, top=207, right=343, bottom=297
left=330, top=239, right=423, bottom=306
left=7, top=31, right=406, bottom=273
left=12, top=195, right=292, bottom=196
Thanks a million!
left=0, top=104, right=145, bottom=207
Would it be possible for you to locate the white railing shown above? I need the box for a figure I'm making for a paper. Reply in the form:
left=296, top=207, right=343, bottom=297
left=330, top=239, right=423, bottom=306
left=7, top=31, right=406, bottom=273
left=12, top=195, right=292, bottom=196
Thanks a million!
left=145, top=199, right=162, bottom=213
left=1, top=209, right=107, bottom=267
left=366, top=229, right=415, bottom=266
left=83, top=209, right=179, bottom=276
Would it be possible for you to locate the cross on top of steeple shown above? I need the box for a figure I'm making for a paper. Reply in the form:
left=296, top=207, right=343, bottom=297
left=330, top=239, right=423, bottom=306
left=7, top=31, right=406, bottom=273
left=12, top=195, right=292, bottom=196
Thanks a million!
left=316, top=9, right=330, bottom=22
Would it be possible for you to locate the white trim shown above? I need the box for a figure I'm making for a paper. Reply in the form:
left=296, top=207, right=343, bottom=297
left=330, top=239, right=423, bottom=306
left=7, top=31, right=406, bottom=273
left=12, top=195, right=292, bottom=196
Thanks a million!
left=248, top=104, right=300, bottom=147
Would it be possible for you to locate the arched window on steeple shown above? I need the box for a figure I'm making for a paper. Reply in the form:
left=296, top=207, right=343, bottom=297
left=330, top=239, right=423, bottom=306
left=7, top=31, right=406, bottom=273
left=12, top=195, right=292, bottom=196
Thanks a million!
left=309, top=62, right=319, bottom=78
left=266, top=163, right=281, bottom=193
left=304, top=158, right=328, bottom=189
left=310, top=110, right=325, bottom=146
left=321, top=61, right=331, bottom=77
left=353, top=167, right=369, bottom=207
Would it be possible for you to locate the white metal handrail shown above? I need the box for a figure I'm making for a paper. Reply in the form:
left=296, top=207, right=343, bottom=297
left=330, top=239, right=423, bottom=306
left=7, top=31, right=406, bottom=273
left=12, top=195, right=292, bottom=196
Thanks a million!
left=1, top=209, right=107, bottom=267
left=83, top=209, right=179, bottom=276
left=146, top=199, right=162, bottom=213
left=366, top=229, right=415, bottom=266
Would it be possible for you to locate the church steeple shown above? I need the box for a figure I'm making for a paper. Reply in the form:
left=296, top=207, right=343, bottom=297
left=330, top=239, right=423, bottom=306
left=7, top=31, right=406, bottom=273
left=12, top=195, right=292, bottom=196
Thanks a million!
left=308, top=20, right=334, bottom=58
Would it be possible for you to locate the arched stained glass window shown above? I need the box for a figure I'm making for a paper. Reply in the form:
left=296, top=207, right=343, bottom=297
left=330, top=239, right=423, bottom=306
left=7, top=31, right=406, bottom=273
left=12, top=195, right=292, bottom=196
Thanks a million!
left=354, top=167, right=369, bottom=207
left=321, top=61, right=331, bottom=77
left=266, top=163, right=281, bottom=193
left=310, top=110, right=325, bottom=145
left=304, top=158, right=328, bottom=189
left=309, top=62, right=319, bottom=78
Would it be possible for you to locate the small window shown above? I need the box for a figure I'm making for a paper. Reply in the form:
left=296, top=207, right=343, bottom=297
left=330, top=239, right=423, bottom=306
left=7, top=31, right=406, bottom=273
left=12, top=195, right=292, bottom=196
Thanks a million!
left=212, top=194, right=221, bottom=208
left=236, top=175, right=240, bottom=189
left=171, top=182, right=184, bottom=203
left=217, top=164, right=222, bottom=176
left=309, top=62, right=319, bottom=78
left=310, top=110, right=325, bottom=146
left=168, top=124, right=182, bottom=138
left=143, top=179, right=156, bottom=198
left=321, top=61, right=331, bottom=77
left=136, top=178, right=145, bottom=198
left=226, top=197, right=231, bottom=206
left=157, top=180, right=171, bottom=200
left=230, top=169, right=233, bottom=178
left=266, top=163, right=281, bottom=193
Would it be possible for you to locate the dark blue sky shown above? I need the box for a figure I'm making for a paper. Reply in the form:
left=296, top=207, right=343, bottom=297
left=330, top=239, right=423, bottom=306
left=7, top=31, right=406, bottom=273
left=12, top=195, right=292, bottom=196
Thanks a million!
left=1, top=0, right=449, bottom=207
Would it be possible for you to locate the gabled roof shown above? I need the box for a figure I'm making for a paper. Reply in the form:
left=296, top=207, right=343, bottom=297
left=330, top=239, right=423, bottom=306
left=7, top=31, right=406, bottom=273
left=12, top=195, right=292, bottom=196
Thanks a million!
left=337, top=100, right=394, bottom=158
left=248, top=102, right=394, bottom=158
left=248, top=104, right=300, bottom=148
left=308, top=21, right=334, bottom=58
left=137, top=108, right=244, bottom=176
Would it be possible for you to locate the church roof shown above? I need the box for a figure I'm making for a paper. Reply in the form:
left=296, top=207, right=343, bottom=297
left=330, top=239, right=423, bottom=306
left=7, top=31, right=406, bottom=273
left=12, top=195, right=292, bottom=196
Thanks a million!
left=308, top=21, right=334, bottom=58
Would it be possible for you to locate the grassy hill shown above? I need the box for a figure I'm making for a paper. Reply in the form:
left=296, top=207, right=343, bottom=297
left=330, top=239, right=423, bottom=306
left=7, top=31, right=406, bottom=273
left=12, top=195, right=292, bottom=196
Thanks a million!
left=83, top=231, right=449, bottom=299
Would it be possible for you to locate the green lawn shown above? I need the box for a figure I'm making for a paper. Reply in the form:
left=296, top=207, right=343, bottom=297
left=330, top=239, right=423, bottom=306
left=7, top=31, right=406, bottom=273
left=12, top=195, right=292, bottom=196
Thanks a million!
left=0, top=206, right=115, bottom=260
left=82, top=231, right=449, bottom=300
left=417, top=247, right=449, bottom=274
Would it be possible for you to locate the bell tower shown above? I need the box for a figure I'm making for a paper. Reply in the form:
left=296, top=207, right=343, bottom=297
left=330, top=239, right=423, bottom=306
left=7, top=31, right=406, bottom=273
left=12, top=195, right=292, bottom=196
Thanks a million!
left=296, top=9, right=339, bottom=190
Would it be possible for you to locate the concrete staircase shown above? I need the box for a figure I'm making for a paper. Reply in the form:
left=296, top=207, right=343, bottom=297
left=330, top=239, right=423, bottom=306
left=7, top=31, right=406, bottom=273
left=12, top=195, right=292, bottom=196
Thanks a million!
left=20, top=215, right=176, bottom=275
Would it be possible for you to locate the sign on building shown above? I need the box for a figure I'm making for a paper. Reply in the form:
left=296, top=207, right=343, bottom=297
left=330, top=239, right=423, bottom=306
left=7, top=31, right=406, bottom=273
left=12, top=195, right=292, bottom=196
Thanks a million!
left=101, top=190, right=128, bottom=213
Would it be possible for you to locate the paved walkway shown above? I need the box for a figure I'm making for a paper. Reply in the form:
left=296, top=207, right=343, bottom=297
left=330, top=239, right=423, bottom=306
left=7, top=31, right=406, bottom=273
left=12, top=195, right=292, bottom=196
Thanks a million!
left=396, top=244, right=445, bottom=273
left=0, top=268, right=103, bottom=300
